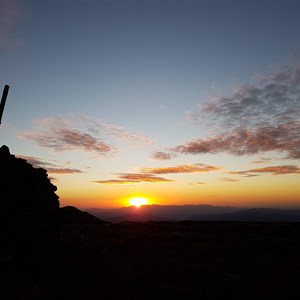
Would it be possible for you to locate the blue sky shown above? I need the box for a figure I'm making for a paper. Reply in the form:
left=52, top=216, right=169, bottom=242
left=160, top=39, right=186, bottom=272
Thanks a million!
left=1, top=0, right=300, bottom=208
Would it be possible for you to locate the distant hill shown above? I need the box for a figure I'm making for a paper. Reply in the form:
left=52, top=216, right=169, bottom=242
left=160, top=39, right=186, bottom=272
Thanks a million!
left=86, top=205, right=300, bottom=222
left=191, top=208, right=300, bottom=222
left=88, top=204, right=239, bottom=222
left=60, top=206, right=108, bottom=225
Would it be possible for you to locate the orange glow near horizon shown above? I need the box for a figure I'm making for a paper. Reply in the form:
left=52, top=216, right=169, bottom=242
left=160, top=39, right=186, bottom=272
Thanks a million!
left=57, top=171, right=300, bottom=210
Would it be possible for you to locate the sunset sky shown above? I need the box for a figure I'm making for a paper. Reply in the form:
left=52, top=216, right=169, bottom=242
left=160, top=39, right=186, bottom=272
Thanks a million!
left=1, top=0, right=299, bottom=209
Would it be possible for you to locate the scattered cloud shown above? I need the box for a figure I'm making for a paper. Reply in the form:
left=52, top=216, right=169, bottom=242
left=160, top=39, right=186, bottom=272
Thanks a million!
left=140, top=163, right=221, bottom=174
left=151, top=151, right=175, bottom=160
left=17, top=155, right=55, bottom=169
left=17, top=155, right=83, bottom=175
left=172, top=121, right=300, bottom=159
left=94, top=163, right=220, bottom=185
left=20, top=115, right=152, bottom=155
left=21, top=127, right=114, bottom=155
left=93, top=173, right=173, bottom=185
left=179, top=61, right=300, bottom=159
left=229, top=165, right=300, bottom=176
left=46, top=167, right=84, bottom=175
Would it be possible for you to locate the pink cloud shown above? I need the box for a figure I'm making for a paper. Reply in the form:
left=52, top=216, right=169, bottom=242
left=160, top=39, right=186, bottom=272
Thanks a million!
left=172, top=121, right=300, bottom=159
left=94, top=163, right=221, bottom=185
left=16, top=155, right=83, bottom=174
left=21, top=127, right=114, bottom=155
left=150, top=151, right=175, bottom=160
left=229, top=165, right=300, bottom=176
left=93, top=173, right=173, bottom=185
left=20, top=115, right=152, bottom=154
left=140, top=163, right=221, bottom=174
left=180, top=61, right=300, bottom=159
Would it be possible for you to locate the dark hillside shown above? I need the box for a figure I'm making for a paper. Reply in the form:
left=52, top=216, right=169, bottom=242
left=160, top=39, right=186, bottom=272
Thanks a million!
left=60, top=206, right=108, bottom=225
left=2, top=145, right=300, bottom=299
left=61, top=221, right=300, bottom=300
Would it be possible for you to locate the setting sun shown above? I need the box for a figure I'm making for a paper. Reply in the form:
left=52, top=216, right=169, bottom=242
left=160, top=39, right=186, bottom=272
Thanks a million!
left=129, top=197, right=149, bottom=207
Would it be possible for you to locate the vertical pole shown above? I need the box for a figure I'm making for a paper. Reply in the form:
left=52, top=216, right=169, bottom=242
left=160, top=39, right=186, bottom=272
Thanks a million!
left=0, top=85, right=9, bottom=126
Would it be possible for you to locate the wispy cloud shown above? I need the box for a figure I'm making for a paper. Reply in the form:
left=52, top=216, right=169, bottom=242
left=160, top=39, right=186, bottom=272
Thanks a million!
left=46, top=167, right=84, bottom=175
left=99, top=121, right=153, bottom=146
left=151, top=151, right=175, bottom=160
left=140, top=163, right=221, bottom=174
left=76, top=115, right=153, bottom=146
left=220, top=177, right=239, bottom=182
left=94, top=163, right=220, bottom=185
left=17, top=155, right=83, bottom=175
left=93, top=173, right=173, bottom=185
left=229, top=165, right=300, bottom=176
left=251, top=157, right=272, bottom=164
left=19, top=115, right=153, bottom=155
left=17, top=155, right=54, bottom=168
left=21, top=127, right=114, bottom=155
left=0, top=0, right=25, bottom=50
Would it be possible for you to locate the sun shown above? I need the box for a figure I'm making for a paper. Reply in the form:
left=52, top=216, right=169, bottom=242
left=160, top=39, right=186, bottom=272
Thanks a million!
left=129, top=197, right=149, bottom=208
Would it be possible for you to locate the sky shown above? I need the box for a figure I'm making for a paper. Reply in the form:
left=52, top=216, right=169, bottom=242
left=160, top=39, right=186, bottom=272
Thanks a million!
left=1, top=0, right=300, bottom=209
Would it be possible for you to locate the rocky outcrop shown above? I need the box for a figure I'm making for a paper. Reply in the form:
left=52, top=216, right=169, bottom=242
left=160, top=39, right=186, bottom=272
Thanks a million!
left=0, top=145, right=60, bottom=259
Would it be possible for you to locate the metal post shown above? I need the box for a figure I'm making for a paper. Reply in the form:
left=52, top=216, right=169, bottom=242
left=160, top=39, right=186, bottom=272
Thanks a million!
left=0, top=85, right=10, bottom=126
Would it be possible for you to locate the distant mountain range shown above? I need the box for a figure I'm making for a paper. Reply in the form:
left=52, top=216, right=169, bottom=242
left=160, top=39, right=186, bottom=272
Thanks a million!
left=86, top=205, right=300, bottom=223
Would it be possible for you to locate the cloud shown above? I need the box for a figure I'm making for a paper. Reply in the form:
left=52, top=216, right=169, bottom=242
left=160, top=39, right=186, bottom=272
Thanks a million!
left=229, top=165, right=300, bottom=176
left=251, top=157, right=272, bottom=164
left=20, top=115, right=153, bottom=155
left=172, top=121, right=300, bottom=159
left=150, top=151, right=175, bottom=160
left=17, top=155, right=54, bottom=168
left=74, top=115, right=153, bottom=146
left=220, top=177, right=239, bottom=182
left=93, top=173, right=173, bottom=185
left=95, top=163, right=220, bottom=185
left=93, top=179, right=137, bottom=185
left=21, top=127, right=114, bottom=155
left=17, top=155, right=83, bottom=175
left=0, top=0, right=25, bottom=50
left=140, top=163, right=221, bottom=174
left=179, top=61, right=300, bottom=159
left=46, top=167, right=84, bottom=175
left=99, top=121, right=153, bottom=146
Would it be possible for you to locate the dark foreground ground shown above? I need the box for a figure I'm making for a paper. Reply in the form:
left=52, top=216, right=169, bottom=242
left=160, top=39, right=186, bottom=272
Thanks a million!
left=2, top=221, right=300, bottom=299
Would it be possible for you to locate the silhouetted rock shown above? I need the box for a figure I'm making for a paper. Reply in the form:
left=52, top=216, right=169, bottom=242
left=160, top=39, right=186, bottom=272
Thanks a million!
left=0, top=144, right=10, bottom=158
left=0, top=145, right=63, bottom=299
left=60, top=206, right=108, bottom=225
left=0, top=145, right=60, bottom=259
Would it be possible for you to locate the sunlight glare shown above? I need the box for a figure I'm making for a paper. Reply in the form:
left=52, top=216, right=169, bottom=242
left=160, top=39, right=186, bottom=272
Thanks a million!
left=129, top=197, right=149, bottom=207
